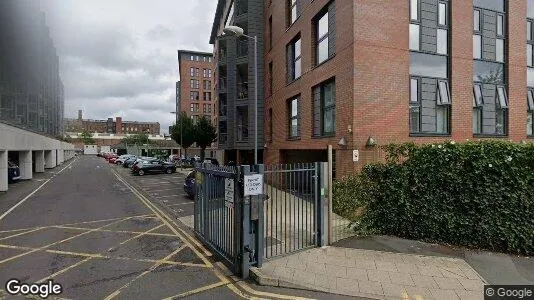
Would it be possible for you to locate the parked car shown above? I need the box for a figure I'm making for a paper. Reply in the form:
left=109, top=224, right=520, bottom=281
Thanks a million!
left=132, top=160, right=176, bottom=176
left=8, top=161, right=21, bottom=183
left=116, top=155, right=135, bottom=165
left=122, top=156, right=139, bottom=168
left=184, top=170, right=196, bottom=199
left=129, top=157, right=157, bottom=169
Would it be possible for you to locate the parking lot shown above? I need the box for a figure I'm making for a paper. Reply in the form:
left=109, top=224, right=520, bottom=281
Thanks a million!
left=111, top=162, right=195, bottom=230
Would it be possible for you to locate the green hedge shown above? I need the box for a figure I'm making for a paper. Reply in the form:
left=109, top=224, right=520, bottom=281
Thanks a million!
left=333, top=141, right=534, bottom=255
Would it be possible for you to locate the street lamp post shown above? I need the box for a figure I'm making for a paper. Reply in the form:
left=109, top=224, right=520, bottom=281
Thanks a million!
left=170, top=111, right=183, bottom=169
left=223, top=25, right=258, bottom=165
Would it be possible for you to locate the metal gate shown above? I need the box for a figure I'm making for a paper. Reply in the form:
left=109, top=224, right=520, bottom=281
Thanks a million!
left=194, top=163, right=327, bottom=278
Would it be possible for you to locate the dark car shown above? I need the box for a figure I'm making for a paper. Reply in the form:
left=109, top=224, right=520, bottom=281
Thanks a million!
left=8, top=161, right=21, bottom=183
left=132, top=160, right=176, bottom=176
left=184, top=170, right=196, bottom=199
left=122, top=156, right=138, bottom=168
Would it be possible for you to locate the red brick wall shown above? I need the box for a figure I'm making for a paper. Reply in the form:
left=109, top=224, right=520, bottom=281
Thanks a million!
left=265, top=0, right=532, bottom=178
left=115, top=117, right=122, bottom=134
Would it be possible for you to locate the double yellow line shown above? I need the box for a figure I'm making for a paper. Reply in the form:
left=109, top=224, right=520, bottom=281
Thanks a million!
left=110, top=168, right=314, bottom=300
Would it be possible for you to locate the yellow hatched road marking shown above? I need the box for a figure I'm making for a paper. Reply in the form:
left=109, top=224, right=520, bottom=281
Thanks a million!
left=0, top=216, right=133, bottom=265
left=163, top=281, right=229, bottom=299
left=116, top=223, right=165, bottom=246
left=36, top=257, right=94, bottom=283
left=0, top=227, right=45, bottom=241
left=103, top=245, right=188, bottom=300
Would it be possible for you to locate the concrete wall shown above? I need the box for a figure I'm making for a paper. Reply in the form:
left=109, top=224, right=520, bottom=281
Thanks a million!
left=0, top=122, right=75, bottom=191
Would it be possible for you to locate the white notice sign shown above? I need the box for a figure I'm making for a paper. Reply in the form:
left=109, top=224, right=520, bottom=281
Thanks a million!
left=244, top=174, right=263, bottom=196
left=225, top=178, right=234, bottom=208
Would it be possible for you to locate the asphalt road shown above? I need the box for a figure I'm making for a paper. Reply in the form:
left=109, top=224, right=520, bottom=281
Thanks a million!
left=0, top=156, right=362, bottom=300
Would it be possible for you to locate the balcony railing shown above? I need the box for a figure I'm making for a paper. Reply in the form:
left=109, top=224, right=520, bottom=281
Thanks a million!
left=237, top=83, right=248, bottom=99
left=219, top=105, right=227, bottom=117
left=218, top=78, right=227, bottom=91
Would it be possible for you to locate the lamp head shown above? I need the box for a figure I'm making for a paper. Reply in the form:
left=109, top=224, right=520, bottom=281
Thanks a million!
left=223, top=25, right=244, bottom=37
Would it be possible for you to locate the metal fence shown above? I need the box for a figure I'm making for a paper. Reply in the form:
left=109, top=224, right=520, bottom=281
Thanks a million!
left=194, top=164, right=241, bottom=271
left=263, top=163, right=323, bottom=259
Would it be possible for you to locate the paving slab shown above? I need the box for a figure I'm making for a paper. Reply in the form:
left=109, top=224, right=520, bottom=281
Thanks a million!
left=254, top=246, right=487, bottom=299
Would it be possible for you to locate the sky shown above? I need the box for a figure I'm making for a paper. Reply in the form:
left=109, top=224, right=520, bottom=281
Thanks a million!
left=40, top=0, right=217, bottom=134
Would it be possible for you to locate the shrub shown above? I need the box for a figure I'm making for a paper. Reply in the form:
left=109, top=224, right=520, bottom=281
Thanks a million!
left=333, top=140, right=534, bottom=255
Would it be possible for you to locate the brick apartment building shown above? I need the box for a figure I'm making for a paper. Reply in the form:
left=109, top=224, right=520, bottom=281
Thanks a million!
left=252, top=0, right=534, bottom=177
left=64, top=110, right=160, bottom=134
left=176, top=50, right=216, bottom=125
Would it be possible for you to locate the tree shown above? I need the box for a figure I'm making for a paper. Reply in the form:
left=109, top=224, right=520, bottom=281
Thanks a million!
left=80, top=130, right=95, bottom=144
left=194, top=115, right=217, bottom=160
left=121, top=133, right=152, bottom=145
left=170, top=112, right=196, bottom=157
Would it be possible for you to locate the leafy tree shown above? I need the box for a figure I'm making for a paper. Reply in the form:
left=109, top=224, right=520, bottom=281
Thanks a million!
left=170, top=112, right=196, bottom=157
left=194, top=115, right=217, bottom=160
left=80, top=130, right=95, bottom=144
left=121, top=133, right=152, bottom=145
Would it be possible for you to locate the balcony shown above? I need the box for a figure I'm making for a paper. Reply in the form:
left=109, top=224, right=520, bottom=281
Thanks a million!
left=218, top=78, right=227, bottom=93
left=237, top=83, right=248, bottom=100
left=219, top=133, right=228, bottom=144
left=219, top=105, right=227, bottom=117
left=218, top=49, right=227, bottom=64
left=236, top=126, right=248, bottom=142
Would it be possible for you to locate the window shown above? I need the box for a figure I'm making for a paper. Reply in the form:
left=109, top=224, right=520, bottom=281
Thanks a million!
left=473, top=60, right=504, bottom=84
left=496, top=86, right=508, bottom=108
left=204, top=92, right=211, bottom=101
left=497, top=14, right=504, bottom=36
left=528, top=90, right=534, bottom=135
left=204, top=80, right=211, bottom=90
left=287, top=36, right=301, bottom=81
left=473, top=35, right=482, bottom=59
left=288, top=0, right=298, bottom=26
left=410, top=0, right=419, bottom=21
left=208, top=104, right=212, bottom=113
left=195, top=103, right=199, bottom=111
left=496, top=39, right=504, bottom=62
left=190, top=67, right=194, bottom=76
left=269, top=16, right=273, bottom=50
left=203, top=69, right=207, bottom=78
left=208, top=69, right=212, bottom=78
left=195, top=80, right=200, bottom=89
left=203, top=104, right=207, bottom=113
left=195, top=68, right=200, bottom=77
left=410, top=52, right=447, bottom=78
left=438, top=81, right=450, bottom=105
left=190, top=91, right=199, bottom=100
left=190, top=104, right=194, bottom=112
left=528, top=44, right=533, bottom=67
left=316, top=9, right=329, bottom=64
left=409, top=24, right=420, bottom=51
left=473, top=84, right=484, bottom=107
left=269, top=109, right=273, bottom=142
left=473, top=0, right=504, bottom=12
left=190, top=55, right=194, bottom=61
left=410, top=78, right=420, bottom=133
left=437, top=29, right=447, bottom=55
left=313, top=80, right=335, bottom=136
left=268, top=62, right=273, bottom=96
left=190, top=79, right=195, bottom=88
left=474, top=10, right=480, bottom=31
left=438, top=2, right=447, bottom=26
left=529, top=21, right=533, bottom=41
left=288, top=98, right=299, bottom=138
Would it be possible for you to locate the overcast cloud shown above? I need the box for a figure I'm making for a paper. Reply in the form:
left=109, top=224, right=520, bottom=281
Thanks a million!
left=40, top=0, right=217, bottom=134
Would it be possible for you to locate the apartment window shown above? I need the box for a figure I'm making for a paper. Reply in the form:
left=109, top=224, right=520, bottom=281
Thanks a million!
left=203, top=80, right=211, bottom=90
left=410, top=77, right=450, bottom=134
left=496, top=39, right=504, bottom=62
left=288, top=97, right=299, bottom=138
left=438, top=2, right=448, bottom=26
left=528, top=20, right=533, bottom=67
left=410, top=0, right=419, bottom=21
left=474, top=10, right=480, bottom=31
left=410, top=78, right=421, bottom=133
left=497, top=14, right=504, bottom=36
left=203, top=69, right=207, bottom=78
left=473, top=85, right=484, bottom=134
left=190, top=79, right=195, bottom=88
left=496, top=86, right=508, bottom=134
left=190, top=67, right=194, bottom=76
left=268, top=62, right=273, bottom=96
left=190, top=103, right=194, bottom=112
left=473, top=35, right=482, bottom=59
left=208, top=104, right=212, bottom=114
left=203, top=104, right=207, bottom=113
left=190, top=91, right=199, bottom=100
left=313, top=79, right=335, bottom=136
left=268, top=16, right=273, bottom=50
left=268, top=108, right=273, bottom=142
left=190, top=55, right=194, bottom=61
left=204, top=92, right=211, bottom=101
left=288, top=0, right=298, bottom=26
left=287, top=36, right=301, bottom=81
left=437, top=29, right=447, bottom=55
left=195, top=80, right=200, bottom=89
left=438, top=81, right=450, bottom=105
left=315, top=3, right=334, bottom=65
left=208, top=69, right=212, bottom=78
left=528, top=20, right=532, bottom=41
left=528, top=90, right=534, bottom=136
left=195, top=68, right=200, bottom=77
left=409, top=24, right=420, bottom=51
left=195, top=103, right=200, bottom=112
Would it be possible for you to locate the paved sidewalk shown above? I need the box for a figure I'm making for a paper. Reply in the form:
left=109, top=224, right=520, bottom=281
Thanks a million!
left=252, top=246, right=486, bottom=300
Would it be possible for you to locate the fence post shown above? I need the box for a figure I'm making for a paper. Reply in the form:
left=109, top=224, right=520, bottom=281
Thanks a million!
left=318, top=162, right=329, bottom=246
left=241, top=165, right=252, bottom=279
left=255, top=164, right=265, bottom=267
